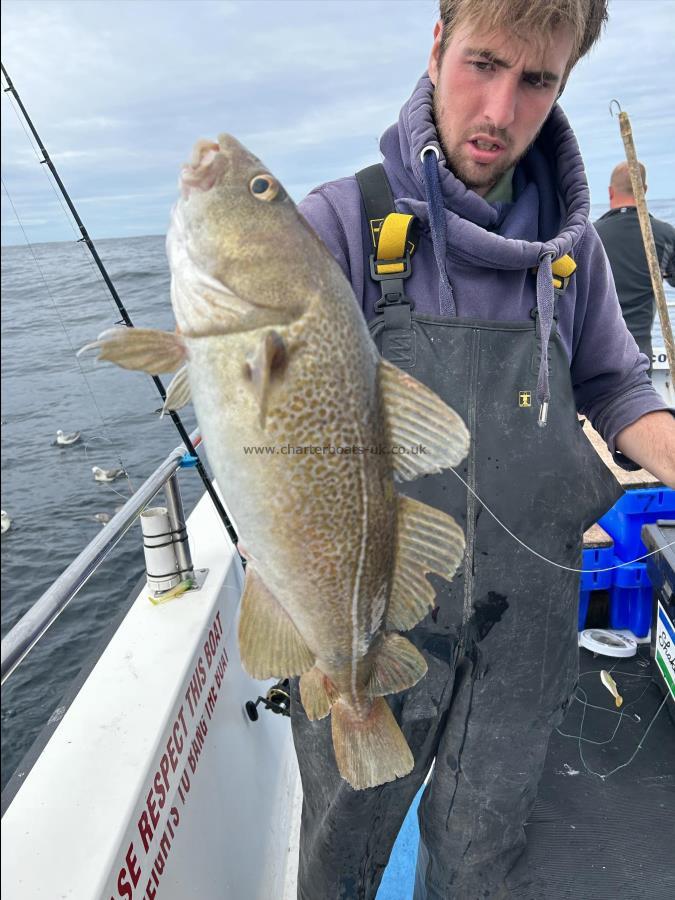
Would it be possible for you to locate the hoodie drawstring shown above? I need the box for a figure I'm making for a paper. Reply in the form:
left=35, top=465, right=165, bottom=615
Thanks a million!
left=421, top=146, right=456, bottom=317
left=535, top=251, right=556, bottom=427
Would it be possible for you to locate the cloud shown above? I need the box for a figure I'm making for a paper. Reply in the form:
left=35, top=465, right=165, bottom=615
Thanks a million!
left=1, top=216, right=51, bottom=228
left=74, top=189, right=177, bottom=206
left=48, top=149, right=141, bottom=163
left=59, top=116, right=130, bottom=132
left=244, top=97, right=397, bottom=151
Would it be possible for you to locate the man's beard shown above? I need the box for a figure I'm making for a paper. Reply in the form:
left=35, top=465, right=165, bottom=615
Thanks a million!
left=444, top=141, right=515, bottom=193
left=431, top=93, right=537, bottom=193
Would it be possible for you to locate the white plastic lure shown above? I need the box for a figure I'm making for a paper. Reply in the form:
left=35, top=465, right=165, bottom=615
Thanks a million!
left=600, top=669, right=623, bottom=708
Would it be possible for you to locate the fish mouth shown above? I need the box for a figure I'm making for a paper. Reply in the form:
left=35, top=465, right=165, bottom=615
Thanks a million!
left=179, top=134, right=249, bottom=199
left=179, top=139, right=226, bottom=199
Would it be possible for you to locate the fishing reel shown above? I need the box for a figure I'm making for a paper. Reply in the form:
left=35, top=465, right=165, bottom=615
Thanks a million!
left=245, top=679, right=291, bottom=721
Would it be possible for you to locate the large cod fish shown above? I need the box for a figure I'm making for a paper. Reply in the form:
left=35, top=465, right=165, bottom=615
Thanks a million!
left=85, top=135, right=469, bottom=790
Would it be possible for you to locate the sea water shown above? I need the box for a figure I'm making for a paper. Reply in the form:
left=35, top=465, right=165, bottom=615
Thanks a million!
left=0, top=234, right=205, bottom=791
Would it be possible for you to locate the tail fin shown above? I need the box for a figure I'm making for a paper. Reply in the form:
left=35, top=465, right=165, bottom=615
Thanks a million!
left=331, top=697, right=413, bottom=790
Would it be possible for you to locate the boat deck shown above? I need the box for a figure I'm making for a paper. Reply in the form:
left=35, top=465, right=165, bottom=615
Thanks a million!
left=379, top=645, right=674, bottom=899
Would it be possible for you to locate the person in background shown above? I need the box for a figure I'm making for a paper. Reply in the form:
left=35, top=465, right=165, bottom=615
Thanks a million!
left=291, top=2, right=675, bottom=898
left=595, top=161, right=675, bottom=374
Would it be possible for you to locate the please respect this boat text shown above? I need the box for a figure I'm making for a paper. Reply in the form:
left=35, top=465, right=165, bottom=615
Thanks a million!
left=109, top=610, right=228, bottom=900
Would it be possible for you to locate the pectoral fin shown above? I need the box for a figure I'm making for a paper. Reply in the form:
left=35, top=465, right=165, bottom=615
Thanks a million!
left=161, top=365, right=191, bottom=416
left=238, top=566, right=315, bottom=679
left=245, top=330, right=288, bottom=427
left=379, top=359, right=469, bottom=482
left=80, top=327, right=186, bottom=374
left=386, top=495, right=465, bottom=631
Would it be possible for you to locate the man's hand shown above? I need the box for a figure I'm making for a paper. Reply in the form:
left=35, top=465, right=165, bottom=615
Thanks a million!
left=615, top=410, right=675, bottom=487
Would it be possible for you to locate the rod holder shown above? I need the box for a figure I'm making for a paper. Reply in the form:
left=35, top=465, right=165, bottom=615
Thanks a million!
left=164, top=473, right=194, bottom=580
left=140, top=507, right=182, bottom=595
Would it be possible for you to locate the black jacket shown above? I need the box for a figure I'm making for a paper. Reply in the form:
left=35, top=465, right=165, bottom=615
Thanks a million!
left=594, top=206, right=675, bottom=343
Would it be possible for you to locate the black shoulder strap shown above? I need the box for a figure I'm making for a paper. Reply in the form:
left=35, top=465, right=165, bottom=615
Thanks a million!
left=355, top=164, right=416, bottom=368
left=355, top=164, right=396, bottom=250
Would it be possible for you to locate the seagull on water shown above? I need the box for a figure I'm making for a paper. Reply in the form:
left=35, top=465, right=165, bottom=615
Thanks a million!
left=93, top=512, right=112, bottom=525
left=56, top=429, right=81, bottom=446
left=1, top=510, right=11, bottom=534
left=92, top=466, right=126, bottom=482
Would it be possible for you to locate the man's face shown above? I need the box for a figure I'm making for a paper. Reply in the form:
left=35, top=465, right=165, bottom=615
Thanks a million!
left=428, top=22, right=575, bottom=196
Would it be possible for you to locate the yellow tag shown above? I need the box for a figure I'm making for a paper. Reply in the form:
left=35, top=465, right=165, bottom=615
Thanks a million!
left=373, top=213, right=416, bottom=274
left=149, top=578, right=194, bottom=606
left=531, top=255, right=576, bottom=292
left=518, top=391, right=532, bottom=408
left=551, top=254, right=577, bottom=279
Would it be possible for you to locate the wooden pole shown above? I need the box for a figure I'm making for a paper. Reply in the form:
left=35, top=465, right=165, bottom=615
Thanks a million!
left=614, top=106, right=675, bottom=382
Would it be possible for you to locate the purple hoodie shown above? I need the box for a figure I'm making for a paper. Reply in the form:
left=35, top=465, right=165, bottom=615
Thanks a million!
left=298, top=75, right=668, bottom=458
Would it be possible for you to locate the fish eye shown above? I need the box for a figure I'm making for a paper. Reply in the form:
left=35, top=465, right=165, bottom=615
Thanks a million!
left=249, top=174, right=280, bottom=202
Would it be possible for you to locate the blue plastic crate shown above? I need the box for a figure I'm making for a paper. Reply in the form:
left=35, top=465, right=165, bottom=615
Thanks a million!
left=578, top=544, right=614, bottom=629
left=599, top=487, right=675, bottom=561
left=609, top=559, right=653, bottom=638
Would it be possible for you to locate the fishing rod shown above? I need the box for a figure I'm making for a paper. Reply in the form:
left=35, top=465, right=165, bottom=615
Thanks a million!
left=1, top=61, right=238, bottom=545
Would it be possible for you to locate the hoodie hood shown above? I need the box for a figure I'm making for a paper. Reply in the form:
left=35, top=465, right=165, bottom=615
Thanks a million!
left=380, top=74, right=590, bottom=270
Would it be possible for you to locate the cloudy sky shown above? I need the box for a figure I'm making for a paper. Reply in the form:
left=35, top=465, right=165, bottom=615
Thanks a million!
left=1, top=0, right=674, bottom=245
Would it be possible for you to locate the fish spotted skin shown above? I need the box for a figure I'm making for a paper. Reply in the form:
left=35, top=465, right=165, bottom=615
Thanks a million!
left=84, top=134, right=469, bottom=790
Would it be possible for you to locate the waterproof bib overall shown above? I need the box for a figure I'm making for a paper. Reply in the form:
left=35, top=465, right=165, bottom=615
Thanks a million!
left=291, top=298, right=621, bottom=899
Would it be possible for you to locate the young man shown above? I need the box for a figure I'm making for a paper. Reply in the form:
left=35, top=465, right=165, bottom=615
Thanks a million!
left=595, top=160, right=675, bottom=374
left=290, top=2, right=675, bottom=898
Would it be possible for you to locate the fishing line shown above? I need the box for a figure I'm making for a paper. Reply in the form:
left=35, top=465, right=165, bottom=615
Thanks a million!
left=568, top=686, right=667, bottom=780
left=1, top=176, right=135, bottom=496
left=448, top=466, right=674, bottom=573
left=557, top=670, right=652, bottom=739
left=559, top=690, right=636, bottom=746
left=2, top=86, right=81, bottom=238
left=555, top=652, right=666, bottom=779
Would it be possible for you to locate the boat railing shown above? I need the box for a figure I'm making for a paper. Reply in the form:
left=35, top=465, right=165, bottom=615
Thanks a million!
left=1, top=429, right=203, bottom=685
